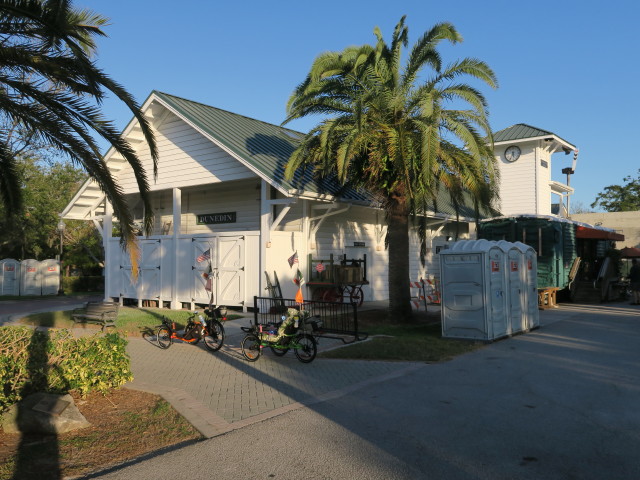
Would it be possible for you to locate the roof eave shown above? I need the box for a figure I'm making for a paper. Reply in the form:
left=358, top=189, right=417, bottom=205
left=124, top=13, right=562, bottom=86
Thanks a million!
left=493, top=134, right=577, bottom=152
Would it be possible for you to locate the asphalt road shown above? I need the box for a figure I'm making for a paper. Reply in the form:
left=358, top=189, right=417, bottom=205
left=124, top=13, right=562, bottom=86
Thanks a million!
left=84, top=303, right=640, bottom=480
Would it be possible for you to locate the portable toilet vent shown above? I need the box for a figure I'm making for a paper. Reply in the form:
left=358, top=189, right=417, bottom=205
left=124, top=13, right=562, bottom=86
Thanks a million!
left=439, top=240, right=509, bottom=341
left=0, top=259, right=20, bottom=296
left=41, top=259, right=60, bottom=296
left=20, top=259, right=42, bottom=296
left=514, top=241, right=540, bottom=330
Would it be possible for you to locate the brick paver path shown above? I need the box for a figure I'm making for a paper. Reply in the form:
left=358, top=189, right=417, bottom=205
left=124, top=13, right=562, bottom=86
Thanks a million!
left=126, top=329, right=418, bottom=437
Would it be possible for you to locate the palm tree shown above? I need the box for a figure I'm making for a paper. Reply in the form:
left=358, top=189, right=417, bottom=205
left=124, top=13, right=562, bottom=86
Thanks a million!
left=283, top=16, right=499, bottom=321
left=0, top=0, right=157, bottom=262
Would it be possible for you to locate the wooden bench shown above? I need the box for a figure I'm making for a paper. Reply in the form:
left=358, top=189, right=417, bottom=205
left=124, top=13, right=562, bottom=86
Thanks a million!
left=538, top=287, right=560, bottom=310
left=71, top=301, right=119, bottom=331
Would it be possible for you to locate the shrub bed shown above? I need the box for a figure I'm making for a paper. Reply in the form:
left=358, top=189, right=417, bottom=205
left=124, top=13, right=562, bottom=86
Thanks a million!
left=0, top=326, right=132, bottom=412
left=61, top=275, right=104, bottom=293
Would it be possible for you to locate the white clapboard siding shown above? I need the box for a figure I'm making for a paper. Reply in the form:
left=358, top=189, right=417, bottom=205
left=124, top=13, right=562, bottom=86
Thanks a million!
left=115, top=112, right=255, bottom=193
left=537, top=151, right=553, bottom=215
left=497, top=146, right=537, bottom=215
left=275, top=201, right=304, bottom=232
left=142, top=180, right=260, bottom=236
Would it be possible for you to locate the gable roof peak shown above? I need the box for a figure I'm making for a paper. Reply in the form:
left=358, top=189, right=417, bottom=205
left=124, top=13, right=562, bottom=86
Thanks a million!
left=493, top=123, right=576, bottom=151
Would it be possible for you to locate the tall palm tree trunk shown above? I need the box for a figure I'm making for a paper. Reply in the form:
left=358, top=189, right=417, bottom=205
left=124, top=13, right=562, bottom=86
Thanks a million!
left=387, top=196, right=413, bottom=322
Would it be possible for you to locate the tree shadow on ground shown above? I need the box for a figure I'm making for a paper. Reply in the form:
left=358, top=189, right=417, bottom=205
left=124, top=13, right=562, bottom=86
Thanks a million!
left=11, top=329, right=69, bottom=480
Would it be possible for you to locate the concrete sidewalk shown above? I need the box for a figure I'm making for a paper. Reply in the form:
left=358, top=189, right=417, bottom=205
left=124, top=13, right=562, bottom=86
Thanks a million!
left=0, top=294, right=103, bottom=324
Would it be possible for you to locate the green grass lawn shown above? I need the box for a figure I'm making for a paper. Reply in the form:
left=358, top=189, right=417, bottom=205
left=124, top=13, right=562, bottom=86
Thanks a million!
left=320, top=314, right=484, bottom=363
left=17, top=307, right=242, bottom=336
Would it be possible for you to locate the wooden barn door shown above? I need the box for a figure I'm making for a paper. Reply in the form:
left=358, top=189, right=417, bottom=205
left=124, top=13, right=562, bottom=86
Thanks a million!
left=215, top=235, right=245, bottom=306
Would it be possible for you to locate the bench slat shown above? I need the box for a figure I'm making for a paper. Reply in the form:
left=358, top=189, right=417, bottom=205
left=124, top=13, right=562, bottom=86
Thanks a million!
left=72, top=301, right=119, bottom=331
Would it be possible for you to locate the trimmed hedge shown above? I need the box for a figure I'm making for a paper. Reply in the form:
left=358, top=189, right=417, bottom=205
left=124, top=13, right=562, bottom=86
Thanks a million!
left=61, top=275, right=104, bottom=293
left=0, top=326, right=132, bottom=412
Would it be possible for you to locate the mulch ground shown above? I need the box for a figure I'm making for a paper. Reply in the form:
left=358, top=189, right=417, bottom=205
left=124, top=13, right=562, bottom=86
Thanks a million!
left=0, top=388, right=202, bottom=479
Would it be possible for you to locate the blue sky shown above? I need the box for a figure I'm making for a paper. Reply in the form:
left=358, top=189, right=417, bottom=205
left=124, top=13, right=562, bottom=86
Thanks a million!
left=81, top=0, right=639, bottom=211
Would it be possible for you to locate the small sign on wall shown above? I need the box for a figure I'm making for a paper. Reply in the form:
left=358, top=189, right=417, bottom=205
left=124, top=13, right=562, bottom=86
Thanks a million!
left=197, top=212, right=236, bottom=225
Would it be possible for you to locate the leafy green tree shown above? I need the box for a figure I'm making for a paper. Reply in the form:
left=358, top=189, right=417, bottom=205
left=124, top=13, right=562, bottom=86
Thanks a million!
left=0, top=157, right=89, bottom=260
left=0, top=0, right=158, bottom=264
left=591, top=169, right=640, bottom=212
left=283, top=16, right=499, bottom=321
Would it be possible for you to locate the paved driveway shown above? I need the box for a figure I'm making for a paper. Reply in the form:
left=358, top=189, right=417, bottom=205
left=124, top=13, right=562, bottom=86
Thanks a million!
left=95, top=302, right=640, bottom=479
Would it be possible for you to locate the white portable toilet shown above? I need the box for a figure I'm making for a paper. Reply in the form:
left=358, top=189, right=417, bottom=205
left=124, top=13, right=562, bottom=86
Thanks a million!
left=20, top=259, right=42, bottom=296
left=0, top=259, right=21, bottom=295
left=497, top=240, right=525, bottom=334
left=514, top=241, right=540, bottom=329
left=439, top=240, right=509, bottom=341
left=41, top=259, right=60, bottom=295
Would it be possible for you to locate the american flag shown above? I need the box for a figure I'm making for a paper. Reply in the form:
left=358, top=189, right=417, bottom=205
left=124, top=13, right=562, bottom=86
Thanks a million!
left=287, top=251, right=298, bottom=268
left=196, top=250, right=211, bottom=263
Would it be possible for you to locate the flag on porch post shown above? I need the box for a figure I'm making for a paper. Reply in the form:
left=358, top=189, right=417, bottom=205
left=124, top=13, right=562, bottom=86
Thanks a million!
left=196, top=250, right=211, bottom=263
left=287, top=251, right=298, bottom=268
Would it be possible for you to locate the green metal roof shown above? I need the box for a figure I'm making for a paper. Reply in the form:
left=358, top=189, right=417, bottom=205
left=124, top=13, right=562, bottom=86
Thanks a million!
left=493, top=123, right=574, bottom=148
left=151, top=91, right=492, bottom=219
left=153, top=91, right=370, bottom=203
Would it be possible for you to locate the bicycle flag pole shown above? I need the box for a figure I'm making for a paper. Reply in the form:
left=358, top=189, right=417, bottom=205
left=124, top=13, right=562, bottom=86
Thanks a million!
left=293, top=267, right=304, bottom=304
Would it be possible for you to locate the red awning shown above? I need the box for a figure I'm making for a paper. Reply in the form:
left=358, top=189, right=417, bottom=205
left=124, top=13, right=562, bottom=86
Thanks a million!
left=576, top=225, right=624, bottom=241
left=620, top=247, right=640, bottom=258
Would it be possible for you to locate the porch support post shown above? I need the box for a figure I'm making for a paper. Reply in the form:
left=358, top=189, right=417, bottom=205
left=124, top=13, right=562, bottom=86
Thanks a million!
left=259, top=180, right=270, bottom=296
left=172, top=187, right=181, bottom=309
left=103, top=201, right=113, bottom=303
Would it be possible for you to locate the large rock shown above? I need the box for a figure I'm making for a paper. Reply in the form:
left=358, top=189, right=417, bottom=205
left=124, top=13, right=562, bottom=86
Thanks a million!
left=2, top=392, right=91, bottom=434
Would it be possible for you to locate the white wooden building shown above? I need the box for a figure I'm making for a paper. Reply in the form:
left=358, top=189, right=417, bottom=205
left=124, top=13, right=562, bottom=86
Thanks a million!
left=61, top=91, right=474, bottom=310
left=492, top=124, right=578, bottom=217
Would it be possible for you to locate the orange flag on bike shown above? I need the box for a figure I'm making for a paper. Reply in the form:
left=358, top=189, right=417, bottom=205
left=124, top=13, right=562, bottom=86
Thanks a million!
left=295, top=286, right=304, bottom=304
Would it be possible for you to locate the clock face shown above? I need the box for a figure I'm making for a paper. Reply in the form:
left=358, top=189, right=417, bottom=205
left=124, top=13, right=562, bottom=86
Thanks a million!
left=505, top=145, right=521, bottom=162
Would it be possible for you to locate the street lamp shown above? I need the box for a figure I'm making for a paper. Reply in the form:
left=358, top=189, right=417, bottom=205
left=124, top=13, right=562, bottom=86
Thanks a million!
left=56, top=219, right=65, bottom=295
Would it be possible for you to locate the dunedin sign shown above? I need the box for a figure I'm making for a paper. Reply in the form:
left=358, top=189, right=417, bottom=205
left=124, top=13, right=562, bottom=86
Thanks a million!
left=196, top=212, right=236, bottom=225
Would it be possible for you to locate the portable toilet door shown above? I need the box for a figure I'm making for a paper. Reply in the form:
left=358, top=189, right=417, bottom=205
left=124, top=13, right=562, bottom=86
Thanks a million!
left=440, top=240, right=509, bottom=341
left=20, top=259, right=42, bottom=295
left=0, top=259, right=20, bottom=295
left=514, top=241, right=540, bottom=329
left=498, top=240, right=525, bottom=334
left=41, top=259, right=60, bottom=295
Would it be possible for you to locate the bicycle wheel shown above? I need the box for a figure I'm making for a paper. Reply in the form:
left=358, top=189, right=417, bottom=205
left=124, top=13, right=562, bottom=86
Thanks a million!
left=270, top=338, right=289, bottom=357
left=349, top=286, right=364, bottom=307
left=294, top=334, right=317, bottom=363
left=183, top=320, right=201, bottom=344
left=311, top=288, right=324, bottom=301
left=157, top=326, right=172, bottom=349
left=322, top=287, right=341, bottom=302
left=203, top=319, right=225, bottom=352
left=241, top=334, right=261, bottom=362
